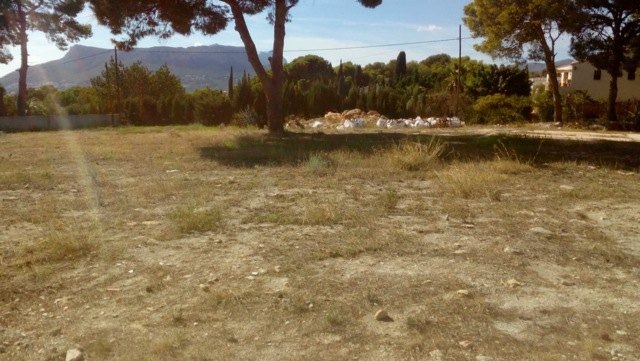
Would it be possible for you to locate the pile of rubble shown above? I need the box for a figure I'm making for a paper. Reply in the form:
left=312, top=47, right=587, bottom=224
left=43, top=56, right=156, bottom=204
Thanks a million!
left=296, top=108, right=464, bottom=130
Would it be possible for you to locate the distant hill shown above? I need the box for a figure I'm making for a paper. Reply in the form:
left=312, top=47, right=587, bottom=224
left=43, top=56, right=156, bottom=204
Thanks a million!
left=0, top=44, right=272, bottom=92
left=527, top=59, right=574, bottom=75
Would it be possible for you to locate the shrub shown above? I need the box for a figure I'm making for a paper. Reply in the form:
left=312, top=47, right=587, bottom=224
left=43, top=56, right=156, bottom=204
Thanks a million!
left=531, top=85, right=555, bottom=122
left=192, top=88, right=233, bottom=126
left=384, top=138, right=446, bottom=172
left=305, top=153, right=335, bottom=175
left=230, top=107, right=261, bottom=127
left=470, top=94, right=532, bottom=124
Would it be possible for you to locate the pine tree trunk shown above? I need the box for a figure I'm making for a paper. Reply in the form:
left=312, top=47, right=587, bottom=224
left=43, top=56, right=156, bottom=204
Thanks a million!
left=16, top=2, right=28, bottom=117
left=539, top=30, right=563, bottom=124
left=227, top=0, right=287, bottom=134
left=265, top=81, right=284, bottom=133
left=264, top=0, right=287, bottom=134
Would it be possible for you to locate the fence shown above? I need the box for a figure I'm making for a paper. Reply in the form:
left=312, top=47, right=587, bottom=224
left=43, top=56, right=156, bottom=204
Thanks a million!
left=0, top=114, right=120, bottom=132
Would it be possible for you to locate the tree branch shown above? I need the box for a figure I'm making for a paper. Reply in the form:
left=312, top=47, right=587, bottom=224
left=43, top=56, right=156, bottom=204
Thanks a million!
left=222, top=0, right=269, bottom=84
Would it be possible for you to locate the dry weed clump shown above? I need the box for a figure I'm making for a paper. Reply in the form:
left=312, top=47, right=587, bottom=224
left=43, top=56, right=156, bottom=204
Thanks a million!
left=168, top=205, right=224, bottom=234
left=383, top=138, right=446, bottom=172
left=437, top=142, right=534, bottom=199
left=305, top=152, right=336, bottom=175
left=21, top=226, right=100, bottom=264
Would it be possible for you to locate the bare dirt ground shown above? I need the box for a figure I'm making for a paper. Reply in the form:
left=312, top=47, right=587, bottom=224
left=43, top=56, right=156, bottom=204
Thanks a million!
left=0, top=126, right=639, bottom=361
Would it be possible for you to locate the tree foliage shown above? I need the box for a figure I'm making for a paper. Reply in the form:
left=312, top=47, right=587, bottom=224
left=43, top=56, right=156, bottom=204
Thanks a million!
left=87, top=0, right=383, bottom=133
left=2, top=0, right=91, bottom=115
left=463, top=0, right=573, bottom=123
left=570, top=0, right=640, bottom=123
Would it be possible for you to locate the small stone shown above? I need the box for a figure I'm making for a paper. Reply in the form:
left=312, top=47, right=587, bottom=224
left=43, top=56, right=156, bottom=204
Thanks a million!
left=428, top=349, right=443, bottom=361
left=559, top=185, right=574, bottom=191
left=503, top=246, right=523, bottom=254
left=458, top=340, right=473, bottom=348
left=615, top=330, right=628, bottom=336
left=476, top=356, right=494, bottom=361
left=506, top=279, right=524, bottom=288
left=199, top=284, right=210, bottom=292
left=456, top=289, right=471, bottom=297
left=274, top=265, right=281, bottom=273
left=374, top=309, right=394, bottom=322
left=530, top=227, right=552, bottom=235
left=65, top=348, right=84, bottom=361
left=251, top=272, right=259, bottom=276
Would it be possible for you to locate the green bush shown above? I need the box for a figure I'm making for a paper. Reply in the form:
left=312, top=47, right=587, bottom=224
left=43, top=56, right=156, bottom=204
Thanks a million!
left=531, top=85, right=555, bottom=122
left=230, top=107, right=261, bottom=127
left=192, top=88, right=233, bottom=126
left=470, top=94, right=532, bottom=124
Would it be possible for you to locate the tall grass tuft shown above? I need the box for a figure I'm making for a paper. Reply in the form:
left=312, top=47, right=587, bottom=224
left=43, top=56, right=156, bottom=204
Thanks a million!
left=169, top=205, right=224, bottom=234
left=384, top=138, right=446, bottom=171
left=305, top=152, right=336, bottom=175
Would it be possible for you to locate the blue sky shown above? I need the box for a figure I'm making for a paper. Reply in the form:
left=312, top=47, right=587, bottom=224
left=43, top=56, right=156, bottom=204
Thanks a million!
left=0, top=0, right=572, bottom=77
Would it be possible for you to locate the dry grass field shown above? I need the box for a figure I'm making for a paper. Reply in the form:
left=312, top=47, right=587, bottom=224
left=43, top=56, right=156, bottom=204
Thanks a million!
left=0, top=125, right=639, bottom=361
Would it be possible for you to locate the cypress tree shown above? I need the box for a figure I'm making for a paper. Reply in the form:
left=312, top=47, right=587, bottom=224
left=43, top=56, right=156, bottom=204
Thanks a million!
left=228, top=67, right=234, bottom=101
left=395, top=51, right=407, bottom=79
left=337, top=60, right=345, bottom=109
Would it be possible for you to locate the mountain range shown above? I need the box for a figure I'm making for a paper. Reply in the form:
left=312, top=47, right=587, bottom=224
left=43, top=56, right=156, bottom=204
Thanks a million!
left=0, top=44, right=272, bottom=92
left=526, top=59, right=574, bottom=75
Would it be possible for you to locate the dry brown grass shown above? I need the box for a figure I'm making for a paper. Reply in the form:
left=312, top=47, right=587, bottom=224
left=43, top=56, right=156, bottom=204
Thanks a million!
left=383, top=138, right=446, bottom=171
left=1, top=126, right=639, bottom=361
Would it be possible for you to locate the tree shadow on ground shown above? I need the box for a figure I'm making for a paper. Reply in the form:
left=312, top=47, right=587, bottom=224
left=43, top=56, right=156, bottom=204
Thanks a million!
left=199, top=131, right=640, bottom=171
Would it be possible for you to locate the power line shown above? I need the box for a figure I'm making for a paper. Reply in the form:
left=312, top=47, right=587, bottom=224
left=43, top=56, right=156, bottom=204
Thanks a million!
left=284, top=37, right=473, bottom=53
left=54, top=36, right=474, bottom=65
left=57, top=49, right=114, bottom=65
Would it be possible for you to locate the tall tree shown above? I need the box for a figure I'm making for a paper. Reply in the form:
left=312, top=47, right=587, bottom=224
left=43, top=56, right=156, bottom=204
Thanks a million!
left=395, top=51, right=407, bottom=79
left=3, top=0, right=91, bottom=115
left=570, top=0, right=640, bottom=124
left=336, top=60, right=345, bottom=110
left=88, top=0, right=383, bottom=134
left=464, top=0, right=572, bottom=124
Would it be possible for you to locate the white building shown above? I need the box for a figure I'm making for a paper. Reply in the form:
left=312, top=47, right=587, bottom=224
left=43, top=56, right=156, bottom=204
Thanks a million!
left=551, top=61, right=640, bottom=101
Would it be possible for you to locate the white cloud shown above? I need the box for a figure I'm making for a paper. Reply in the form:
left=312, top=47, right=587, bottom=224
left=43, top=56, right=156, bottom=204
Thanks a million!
left=417, top=24, right=443, bottom=32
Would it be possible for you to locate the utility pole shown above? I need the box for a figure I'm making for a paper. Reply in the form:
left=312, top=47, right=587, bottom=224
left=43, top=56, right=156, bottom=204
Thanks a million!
left=114, top=46, right=122, bottom=125
left=454, top=24, right=462, bottom=117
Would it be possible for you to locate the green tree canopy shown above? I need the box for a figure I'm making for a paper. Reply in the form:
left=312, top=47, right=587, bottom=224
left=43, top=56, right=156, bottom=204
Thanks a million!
left=570, top=0, right=640, bottom=123
left=3, top=0, right=91, bottom=115
left=464, top=0, right=573, bottom=123
left=286, top=55, right=335, bottom=83
left=87, top=0, right=383, bottom=133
